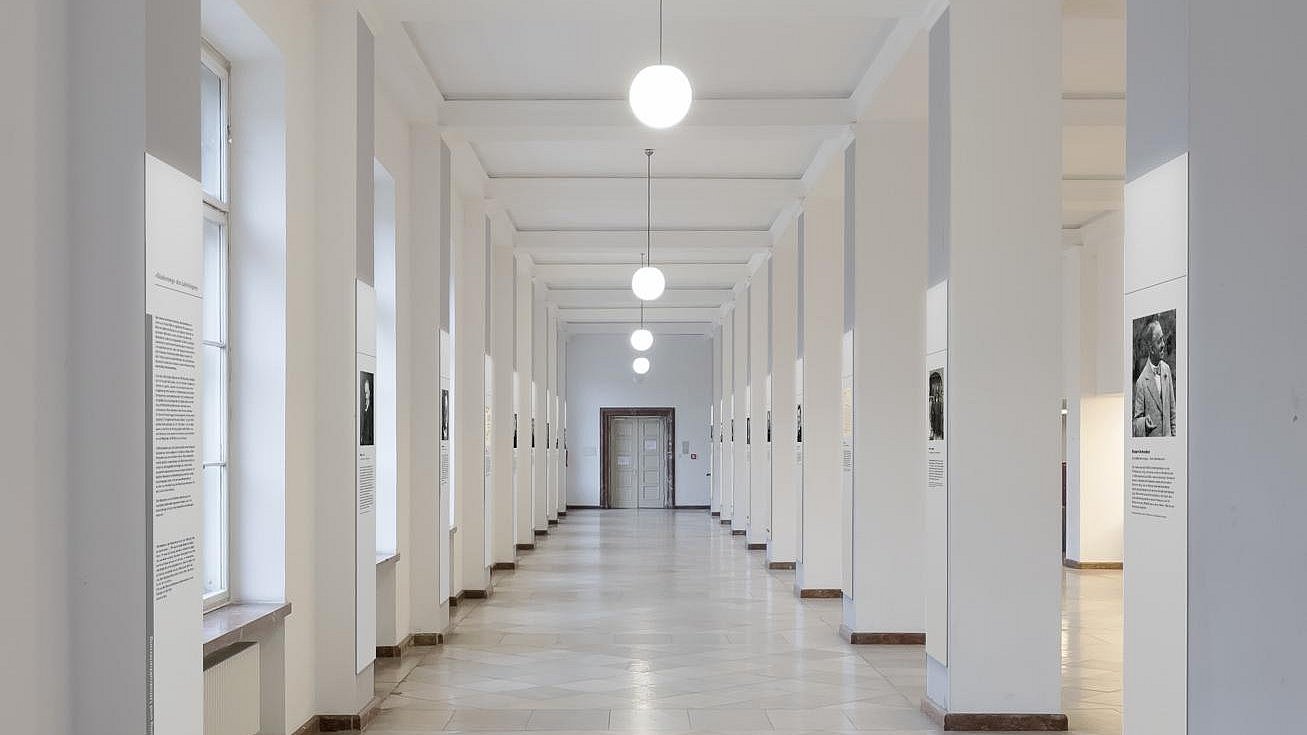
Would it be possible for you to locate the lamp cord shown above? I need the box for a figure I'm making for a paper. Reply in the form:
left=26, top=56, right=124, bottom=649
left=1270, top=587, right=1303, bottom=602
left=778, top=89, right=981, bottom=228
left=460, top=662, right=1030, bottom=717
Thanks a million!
left=659, top=0, right=664, bottom=64
left=646, top=148, right=653, bottom=266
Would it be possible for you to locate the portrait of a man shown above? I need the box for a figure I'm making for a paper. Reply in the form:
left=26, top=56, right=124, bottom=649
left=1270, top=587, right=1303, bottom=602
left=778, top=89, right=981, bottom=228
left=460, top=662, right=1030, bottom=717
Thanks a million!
left=1131, top=311, right=1178, bottom=438
left=360, top=371, right=375, bottom=447
left=928, top=369, right=945, bottom=441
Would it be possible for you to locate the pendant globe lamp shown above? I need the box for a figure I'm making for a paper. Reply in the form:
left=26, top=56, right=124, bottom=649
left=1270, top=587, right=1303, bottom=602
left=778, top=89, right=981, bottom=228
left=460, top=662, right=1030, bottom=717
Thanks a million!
left=629, top=0, right=692, bottom=129
left=632, top=356, right=652, bottom=375
left=632, top=149, right=666, bottom=301
left=630, top=296, right=654, bottom=352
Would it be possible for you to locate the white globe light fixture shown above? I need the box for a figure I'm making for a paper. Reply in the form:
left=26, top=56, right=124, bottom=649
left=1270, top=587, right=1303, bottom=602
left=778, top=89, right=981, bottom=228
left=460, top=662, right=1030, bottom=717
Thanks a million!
left=629, top=1, right=692, bottom=130
left=629, top=64, right=692, bottom=129
left=630, top=327, right=654, bottom=352
left=631, top=265, right=665, bottom=301
left=633, top=148, right=667, bottom=302
left=632, top=356, right=651, bottom=375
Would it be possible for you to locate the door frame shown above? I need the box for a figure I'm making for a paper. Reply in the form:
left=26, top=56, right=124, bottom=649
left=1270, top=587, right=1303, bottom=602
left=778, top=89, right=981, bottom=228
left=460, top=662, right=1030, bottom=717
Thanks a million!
left=600, top=407, right=676, bottom=509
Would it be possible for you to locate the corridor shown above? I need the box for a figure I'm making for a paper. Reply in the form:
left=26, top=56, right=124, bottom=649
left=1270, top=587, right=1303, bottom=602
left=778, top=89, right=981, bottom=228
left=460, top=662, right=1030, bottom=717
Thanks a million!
left=370, top=512, right=1121, bottom=734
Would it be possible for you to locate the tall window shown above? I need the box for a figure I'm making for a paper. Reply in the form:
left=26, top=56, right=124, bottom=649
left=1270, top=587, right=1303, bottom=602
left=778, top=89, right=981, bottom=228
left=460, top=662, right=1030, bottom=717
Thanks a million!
left=200, top=44, right=231, bottom=611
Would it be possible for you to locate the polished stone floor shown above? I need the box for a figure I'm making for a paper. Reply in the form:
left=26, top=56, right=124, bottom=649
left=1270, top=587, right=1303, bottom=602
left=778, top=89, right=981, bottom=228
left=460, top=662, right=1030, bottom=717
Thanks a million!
left=371, top=510, right=1121, bottom=734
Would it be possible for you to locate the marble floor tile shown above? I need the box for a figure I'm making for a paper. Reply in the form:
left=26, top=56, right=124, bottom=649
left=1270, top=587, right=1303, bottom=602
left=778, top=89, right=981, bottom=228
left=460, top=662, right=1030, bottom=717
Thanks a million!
left=364, top=510, right=1121, bottom=734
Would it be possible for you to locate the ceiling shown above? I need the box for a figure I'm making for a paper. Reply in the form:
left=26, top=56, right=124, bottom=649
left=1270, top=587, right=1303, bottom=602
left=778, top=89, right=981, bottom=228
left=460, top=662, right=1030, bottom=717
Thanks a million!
left=372, top=0, right=1126, bottom=334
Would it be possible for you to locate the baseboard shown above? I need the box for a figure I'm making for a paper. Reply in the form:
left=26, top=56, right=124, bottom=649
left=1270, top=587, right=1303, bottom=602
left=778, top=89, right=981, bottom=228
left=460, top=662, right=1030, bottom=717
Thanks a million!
left=921, top=697, right=1068, bottom=731
left=376, top=633, right=414, bottom=658
left=318, top=695, right=384, bottom=732
left=719, top=519, right=732, bottom=526
left=411, top=632, right=444, bottom=646
left=768, top=561, right=796, bottom=570
left=710, top=511, right=721, bottom=517
left=516, top=542, right=536, bottom=551
left=548, top=518, right=559, bottom=526
left=464, top=588, right=490, bottom=599
left=1063, top=558, right=1123, bottom=570
left=566, top=504, right=601, bottom=510
left=839, top=625, right=924, bottom=645
left=731, top=529, right=746, bottom=536
left=746, top=542, right=766, bottom=550
left=798, top=588, right=842, bottom=599
left=492, top=561, right=516, bottom=571
left=534, top=528, right=549, bottom=536
left=291, top=716, right=319, bottom=735
left=448, top=591, right=465, bottom=607
left=676, top=504, right=710, bottom=510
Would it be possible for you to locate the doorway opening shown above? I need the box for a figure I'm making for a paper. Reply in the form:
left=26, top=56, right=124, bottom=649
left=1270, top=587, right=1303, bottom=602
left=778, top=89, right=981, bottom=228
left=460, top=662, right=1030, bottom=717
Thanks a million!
left=600, top=407, right=675, bottom=509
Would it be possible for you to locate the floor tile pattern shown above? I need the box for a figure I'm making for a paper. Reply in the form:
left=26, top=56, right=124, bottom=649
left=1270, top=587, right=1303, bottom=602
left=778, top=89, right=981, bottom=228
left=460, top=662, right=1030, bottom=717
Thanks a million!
left=371, top=510, right=1121, bottom=734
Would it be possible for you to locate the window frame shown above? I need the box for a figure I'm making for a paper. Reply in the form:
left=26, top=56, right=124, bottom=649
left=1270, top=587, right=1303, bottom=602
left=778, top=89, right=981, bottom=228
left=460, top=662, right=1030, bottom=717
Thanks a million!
left=200, top=42, right=232, bottom=613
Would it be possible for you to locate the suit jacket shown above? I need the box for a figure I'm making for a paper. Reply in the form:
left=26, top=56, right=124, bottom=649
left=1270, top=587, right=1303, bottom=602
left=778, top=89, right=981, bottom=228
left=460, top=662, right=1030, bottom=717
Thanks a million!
left=1132, top=360, right=1176, bottom=437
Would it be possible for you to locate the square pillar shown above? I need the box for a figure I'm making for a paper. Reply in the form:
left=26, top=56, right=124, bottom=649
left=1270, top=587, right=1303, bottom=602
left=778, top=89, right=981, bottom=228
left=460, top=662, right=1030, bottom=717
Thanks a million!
left=768, top=220, right=800, bottom=568
left=922, top=2, right=1065, bottom=728
left=747, top=262, right=772, bottom=548
left=842, top=106, right=929, bottom=640
left=730, top=289, right=750, bottom=533
left=719, top=311, right=735, bottom=525
left=532, top=281, right=549, bottom=530
left=513, top=256, right=535, bottom=545
left=489, top=232, right=516, bottom=567
left=454, top=200, right=490, bottom=595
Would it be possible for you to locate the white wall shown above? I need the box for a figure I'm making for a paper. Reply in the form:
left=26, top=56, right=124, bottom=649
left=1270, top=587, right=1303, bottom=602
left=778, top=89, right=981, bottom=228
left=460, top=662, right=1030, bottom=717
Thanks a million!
left=565, top=334, right=713, bottom=507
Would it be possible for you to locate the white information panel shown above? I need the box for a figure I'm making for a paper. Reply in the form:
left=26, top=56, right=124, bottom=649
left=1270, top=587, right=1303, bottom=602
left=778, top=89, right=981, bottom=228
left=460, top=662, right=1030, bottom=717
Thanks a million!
left=144, top=155, right=203, bottom=735
left=1123, top=154, right=1189, bottom=735
left=924, top=280, right=948, bottom=666
left=484, top=354, right=494, bottom=563
left=355, top=281, right=377, bottom=673
left=794, top=358, right=804, bottom=563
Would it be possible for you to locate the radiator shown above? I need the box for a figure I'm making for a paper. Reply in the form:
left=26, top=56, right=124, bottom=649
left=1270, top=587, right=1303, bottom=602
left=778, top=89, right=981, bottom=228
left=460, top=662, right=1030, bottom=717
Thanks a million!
left=203, top=642, right=260, bottom=735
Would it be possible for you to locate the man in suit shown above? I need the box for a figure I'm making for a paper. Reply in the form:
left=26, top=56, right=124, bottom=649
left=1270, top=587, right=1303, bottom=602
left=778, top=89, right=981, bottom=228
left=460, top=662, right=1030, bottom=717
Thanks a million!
left=1132, top=320, right=1176, bottom=437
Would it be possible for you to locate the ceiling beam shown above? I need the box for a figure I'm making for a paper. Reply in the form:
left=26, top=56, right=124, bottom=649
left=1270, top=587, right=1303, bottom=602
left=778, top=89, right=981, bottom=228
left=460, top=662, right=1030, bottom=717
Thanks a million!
left=563, top=321, right=714, bottom=337
left=1063, top=177, right=1124, bottom=211
left=549, top=288, right=732, bottom=309
left=487, top=176, right=803, bottom=210
left=533, top=262, right=749, bottom=289
left=441, top=98, right=855, bottom=131
left=378, top=0, right=926, bottom=23
left=1064, top=95, right=1126, bottom=126
left=517, top=229, right=770, bottom=260
left=558, top=307, right=725, bottom=323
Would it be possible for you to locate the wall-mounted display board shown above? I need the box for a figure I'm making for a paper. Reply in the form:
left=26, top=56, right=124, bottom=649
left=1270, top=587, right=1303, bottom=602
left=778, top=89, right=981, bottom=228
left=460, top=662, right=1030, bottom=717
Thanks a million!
left=924, top=281, right=948, bottom=667
left=794, top=358, right=804, bottom=563
left=144, top=154, right=203, bottom=735
left=1123, top=154, right=1189, bottom=735
left=355, top=281, right=377, bottom=674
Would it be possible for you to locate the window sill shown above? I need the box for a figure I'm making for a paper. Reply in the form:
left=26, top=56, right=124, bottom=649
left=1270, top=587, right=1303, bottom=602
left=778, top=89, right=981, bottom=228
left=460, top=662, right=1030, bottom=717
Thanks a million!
left=202, top=601, right=292, bottom=658
left=376, top=552, right=400, bottom=567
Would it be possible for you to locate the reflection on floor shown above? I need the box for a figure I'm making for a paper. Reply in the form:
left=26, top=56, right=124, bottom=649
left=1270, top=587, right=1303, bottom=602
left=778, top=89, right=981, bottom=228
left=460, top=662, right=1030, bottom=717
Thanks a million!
left=372, top=510, right=1122, bottom=734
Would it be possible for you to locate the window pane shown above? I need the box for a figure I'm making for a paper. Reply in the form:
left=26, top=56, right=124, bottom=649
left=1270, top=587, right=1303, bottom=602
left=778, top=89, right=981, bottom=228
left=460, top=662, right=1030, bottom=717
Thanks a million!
left=200, top=63, right=224, bottom=200
left=202, top=344, right=226, bottom=465
left=202, top=217, right=226, bottom=341
left=202, top=464, right=227, bottom=596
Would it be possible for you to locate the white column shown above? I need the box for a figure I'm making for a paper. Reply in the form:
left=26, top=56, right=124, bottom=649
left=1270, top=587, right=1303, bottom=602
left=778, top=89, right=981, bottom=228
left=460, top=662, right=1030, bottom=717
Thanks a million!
left=313, top=0, right=376, bottom=714
left=545, top=307, right=559, bottom=522
left=730, top=289, right=750, bottom=534
left=719, top=309, right=735, bottom=526
left=490, top=232, right=516, bottom=568
left=407, top=124, right=449, bottom=638
left=513, top=255, right=535, bottom=547
left=531, top=281, right=549, bottom=530
left=922, top=2, right=1064, bottom=726
left=797, top=149, right=846, bottom=597
left=747, top=262, right=772, bottom=548
left=716, top=323, right=726, bottom=512
left=768, top=220, right=800, bottom=568
left=454, top=199, right=490, bottom=595
left=842, top=109, right=929, bottom=642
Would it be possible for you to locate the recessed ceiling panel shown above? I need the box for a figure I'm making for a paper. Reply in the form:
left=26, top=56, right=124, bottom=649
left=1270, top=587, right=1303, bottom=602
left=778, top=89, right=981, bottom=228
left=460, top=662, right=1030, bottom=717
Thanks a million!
left=405, top=1, right=894, bottom=100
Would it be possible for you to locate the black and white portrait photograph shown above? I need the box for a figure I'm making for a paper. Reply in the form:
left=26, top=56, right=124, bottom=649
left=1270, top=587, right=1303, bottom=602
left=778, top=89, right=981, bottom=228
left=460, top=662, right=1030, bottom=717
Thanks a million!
left=440, top=388, right=450, bottom=442
left=928, top=368, right=945, bottom=441
left=1131, top=310, right=1178, bottom=438
left=359, top=371, right=375, bottom=447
